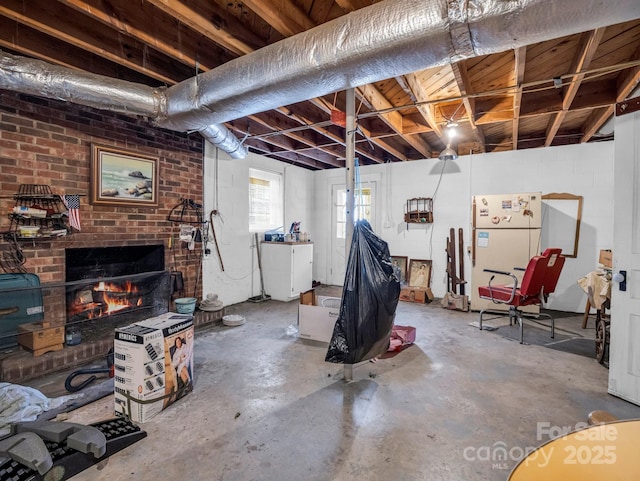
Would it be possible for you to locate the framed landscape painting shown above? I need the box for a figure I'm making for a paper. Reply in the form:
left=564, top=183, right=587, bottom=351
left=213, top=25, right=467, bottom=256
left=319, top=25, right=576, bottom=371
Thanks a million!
left=90, top=144, right=159, bottom=207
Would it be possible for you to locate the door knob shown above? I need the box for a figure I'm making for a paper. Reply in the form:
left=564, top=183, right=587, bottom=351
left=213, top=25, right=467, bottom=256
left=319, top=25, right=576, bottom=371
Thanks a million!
left=613, top=270, right=626, bottom=291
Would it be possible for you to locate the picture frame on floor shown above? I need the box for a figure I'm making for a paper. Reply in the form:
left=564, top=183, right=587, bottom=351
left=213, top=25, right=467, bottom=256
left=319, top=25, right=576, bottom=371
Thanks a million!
left=391, top=255, right=408, bottom=284
left=408, top=259, right=432, bottom=288
left=90, top=144, right=159, bottom=207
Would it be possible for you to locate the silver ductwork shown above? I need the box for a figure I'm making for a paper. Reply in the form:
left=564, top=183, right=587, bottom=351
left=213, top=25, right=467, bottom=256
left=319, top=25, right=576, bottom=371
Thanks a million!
left=1, top=0, right=639, bottom=156
left=160, top=0, right=640, bottom=131
left=0, top=51, right=247, bottom=159
left=0, top=52, right=162, bottom=117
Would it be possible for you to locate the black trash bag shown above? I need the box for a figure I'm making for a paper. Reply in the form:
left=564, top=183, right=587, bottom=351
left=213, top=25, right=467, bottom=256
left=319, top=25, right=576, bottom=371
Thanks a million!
left=325, top=220, right=401, bottom=364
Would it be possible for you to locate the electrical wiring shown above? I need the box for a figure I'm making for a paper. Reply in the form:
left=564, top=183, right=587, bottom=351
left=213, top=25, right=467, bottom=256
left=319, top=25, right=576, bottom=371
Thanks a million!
left=427, top=158, right=448, bottom=261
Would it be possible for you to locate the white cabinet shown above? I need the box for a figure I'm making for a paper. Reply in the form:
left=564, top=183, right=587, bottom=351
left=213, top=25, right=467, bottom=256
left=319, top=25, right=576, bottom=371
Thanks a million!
left=260, top=242, right=313, bottom=302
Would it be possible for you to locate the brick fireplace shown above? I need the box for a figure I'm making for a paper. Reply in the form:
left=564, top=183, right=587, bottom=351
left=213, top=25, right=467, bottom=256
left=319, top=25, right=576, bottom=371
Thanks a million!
left=0, top=90, right=205, bottom=341
left=65, top=245, right=170, bottom=329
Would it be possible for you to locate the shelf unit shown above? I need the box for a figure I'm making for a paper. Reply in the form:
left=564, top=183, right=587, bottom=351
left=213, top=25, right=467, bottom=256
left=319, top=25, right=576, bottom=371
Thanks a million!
left=5, top=184, right=70, bottom=241
left=404, top=197, right=433, bottom=226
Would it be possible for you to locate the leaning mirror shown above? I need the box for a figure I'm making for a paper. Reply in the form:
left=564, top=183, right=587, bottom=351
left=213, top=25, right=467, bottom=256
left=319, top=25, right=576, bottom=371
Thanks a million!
left=541, top=193, right=583, bottom=258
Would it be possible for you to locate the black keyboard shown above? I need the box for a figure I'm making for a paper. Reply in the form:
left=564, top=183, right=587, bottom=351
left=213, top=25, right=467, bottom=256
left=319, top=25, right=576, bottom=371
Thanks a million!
left=0, top=417, right=146, bottom=481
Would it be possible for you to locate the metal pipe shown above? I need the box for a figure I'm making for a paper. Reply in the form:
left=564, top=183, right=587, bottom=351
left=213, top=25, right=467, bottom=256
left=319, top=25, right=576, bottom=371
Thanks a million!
left=0, top=51, right=246, bottom=159
left=0, top=51, right=162, bottom=117
left=344, top=87, right=356, bottom=382
left=160, top=0, right=640, bottom=131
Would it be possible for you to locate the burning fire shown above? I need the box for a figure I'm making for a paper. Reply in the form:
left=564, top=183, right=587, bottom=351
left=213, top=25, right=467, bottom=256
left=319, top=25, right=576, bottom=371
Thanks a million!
left=95, top=281, right=141, bottom=314
left=69, top=280, right=142, bottom=318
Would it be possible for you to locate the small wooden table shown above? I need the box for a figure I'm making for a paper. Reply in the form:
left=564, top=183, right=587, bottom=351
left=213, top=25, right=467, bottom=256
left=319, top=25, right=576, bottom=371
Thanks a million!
left=508, top=419, right=640, bottom=480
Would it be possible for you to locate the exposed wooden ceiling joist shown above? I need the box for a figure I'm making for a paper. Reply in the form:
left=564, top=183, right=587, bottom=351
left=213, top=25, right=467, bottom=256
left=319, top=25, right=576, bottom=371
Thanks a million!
left=1, top=1, right=639, bottom=169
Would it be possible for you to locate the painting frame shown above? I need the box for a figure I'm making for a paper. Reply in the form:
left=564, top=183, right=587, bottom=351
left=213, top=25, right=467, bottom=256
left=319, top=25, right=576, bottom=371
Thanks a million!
left=408, top=259, right=432, bottom=288
left=90, top=144, right=159, bottom=207
left=390, top=256, right=408, bottom=284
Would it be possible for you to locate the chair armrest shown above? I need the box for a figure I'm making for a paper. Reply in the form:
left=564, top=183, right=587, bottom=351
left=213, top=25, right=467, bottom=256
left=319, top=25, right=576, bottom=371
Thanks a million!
left=482, top=270, right=518, bottom=304
left=483, top=268, right=511, bottom=276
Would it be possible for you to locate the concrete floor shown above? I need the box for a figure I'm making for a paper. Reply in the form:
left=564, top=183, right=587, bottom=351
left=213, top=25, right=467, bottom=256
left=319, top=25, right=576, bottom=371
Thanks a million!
left=39, top=287, right=640, bottom=481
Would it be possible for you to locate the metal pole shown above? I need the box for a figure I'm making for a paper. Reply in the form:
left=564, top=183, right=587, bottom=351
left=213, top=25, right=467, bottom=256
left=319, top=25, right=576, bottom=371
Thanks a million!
left=344, top=88, right=355, bottom=382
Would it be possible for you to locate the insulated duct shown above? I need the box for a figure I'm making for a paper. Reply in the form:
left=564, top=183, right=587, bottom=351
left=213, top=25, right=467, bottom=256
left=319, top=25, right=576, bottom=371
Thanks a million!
left=0, top=51, right=247, bottom=159
left=160, top=0, right=640, bottom=131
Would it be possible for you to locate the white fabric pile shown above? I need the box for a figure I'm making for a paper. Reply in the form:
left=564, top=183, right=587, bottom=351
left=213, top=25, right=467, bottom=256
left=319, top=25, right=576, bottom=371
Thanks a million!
left=0, top=383, right=83, bottom=437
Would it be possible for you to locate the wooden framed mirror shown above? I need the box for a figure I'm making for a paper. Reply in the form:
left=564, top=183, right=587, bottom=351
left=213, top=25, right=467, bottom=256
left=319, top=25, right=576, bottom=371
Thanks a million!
left=541, top=193, right=583, bottom=258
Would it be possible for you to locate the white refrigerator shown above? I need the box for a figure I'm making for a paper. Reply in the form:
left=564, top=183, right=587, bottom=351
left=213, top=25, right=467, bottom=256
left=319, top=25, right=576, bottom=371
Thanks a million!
left=471, top=192, right=542, bottom=313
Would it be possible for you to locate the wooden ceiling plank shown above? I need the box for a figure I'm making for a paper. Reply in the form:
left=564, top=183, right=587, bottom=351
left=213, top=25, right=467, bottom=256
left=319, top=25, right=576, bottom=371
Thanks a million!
left=0, top=21, right=158, bottom=85
left=302, top=100, right=394, bottom=162
left=581, top=45, right=640, bottom=143
left=250, top=114, right=347, bottom=167
left=450, top=61, right=486, bottom=152
left=229, top=120, right=339, bottom=168
left=356, top=84, right=433, bottom=158
left=143, top=0, right=258, bottom=56
left=334, top=0, right=376, bottom=12
left=544, top=28, right=605, bottom=146
left=57, top=0, right=236, bottom=71
left=0, top=0, right=183, bottom=84
left=242, top=0, right=315, bottom=37
left=398, top=74, right=444, bottom=139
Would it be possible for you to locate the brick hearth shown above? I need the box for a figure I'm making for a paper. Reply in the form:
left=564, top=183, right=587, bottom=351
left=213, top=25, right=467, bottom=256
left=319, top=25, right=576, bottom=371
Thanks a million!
left=0, top=309, right=225, bottom=383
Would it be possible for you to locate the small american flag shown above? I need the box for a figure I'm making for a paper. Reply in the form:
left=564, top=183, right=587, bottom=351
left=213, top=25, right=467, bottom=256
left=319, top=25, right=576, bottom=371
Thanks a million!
left=61, top=194, right=81, bottom=231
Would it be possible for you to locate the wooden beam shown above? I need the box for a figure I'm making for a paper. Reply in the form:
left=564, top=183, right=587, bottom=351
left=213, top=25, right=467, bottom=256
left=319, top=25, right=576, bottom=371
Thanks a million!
left=227, top=120, right=337, bottom=169
left=249, top=113, right=345, bottom=168
left=143, top=0, right=260, bottom=56
left=0, top=18, right=154, bottom=85
left=57, top=0, right=243, bottom=69
left=356, top=84, right=433, bottom=158
left=242, top=0, right=315, bottom=37
left=398, top=73, right=444, bottom=139
left=334, top=0, right=375, bottom=12
left=307, top=99, right=398, bottom=162
left=0, top=0, right=191, bottom=84
left=544, top=28, right=604, bottom=146
left=512, top=46, right=526, bottom=150
left=581, top=44, right=640, bottom=143
left=450, top=61, right=486, bottom=152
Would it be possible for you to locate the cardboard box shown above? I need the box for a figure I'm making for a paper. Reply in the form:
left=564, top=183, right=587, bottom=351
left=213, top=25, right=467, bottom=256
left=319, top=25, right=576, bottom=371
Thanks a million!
left=399, top=287, right=433, bottom=303
left=599, top=249, right=612, bottom=269
left=114, top=312, right=194, bottom=422
left=298, top=295, right=340, bottom=343
left=17, top=321, right=64, bottom=356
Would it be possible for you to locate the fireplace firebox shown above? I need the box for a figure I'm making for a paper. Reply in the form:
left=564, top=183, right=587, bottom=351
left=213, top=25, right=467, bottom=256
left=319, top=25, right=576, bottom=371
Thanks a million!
left=65, top=245, right=170, bottom=326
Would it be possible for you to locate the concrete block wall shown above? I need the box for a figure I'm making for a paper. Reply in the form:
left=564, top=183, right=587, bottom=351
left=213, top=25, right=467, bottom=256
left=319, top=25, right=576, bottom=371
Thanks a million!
left=202, top=145, right=314, bottom=306
left=311, top=142, right=614, bottom=313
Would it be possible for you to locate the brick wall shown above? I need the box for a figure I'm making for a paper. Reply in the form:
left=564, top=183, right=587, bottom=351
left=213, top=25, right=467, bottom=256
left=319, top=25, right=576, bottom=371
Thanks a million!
left=0, top=90, right=205, bottom=327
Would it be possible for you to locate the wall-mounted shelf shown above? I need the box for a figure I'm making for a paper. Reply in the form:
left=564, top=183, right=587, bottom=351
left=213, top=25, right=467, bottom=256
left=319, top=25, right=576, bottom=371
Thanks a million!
left=5, top=185, right=72, bottom=241
left=404, top=197, right=433, bottom=227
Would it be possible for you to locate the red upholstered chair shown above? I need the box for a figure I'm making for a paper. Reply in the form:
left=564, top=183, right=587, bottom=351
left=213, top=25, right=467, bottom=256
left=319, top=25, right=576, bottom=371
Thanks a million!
left=478, top=248, right=565, bottom=344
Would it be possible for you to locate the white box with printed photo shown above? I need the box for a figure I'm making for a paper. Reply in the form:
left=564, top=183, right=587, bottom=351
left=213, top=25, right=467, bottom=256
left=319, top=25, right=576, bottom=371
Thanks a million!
left=114, top=312, right=194, bottom=422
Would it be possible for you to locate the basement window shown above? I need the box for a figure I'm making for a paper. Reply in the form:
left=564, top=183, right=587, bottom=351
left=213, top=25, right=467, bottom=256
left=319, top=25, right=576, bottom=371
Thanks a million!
left=249, top=168, right=283, bottom=232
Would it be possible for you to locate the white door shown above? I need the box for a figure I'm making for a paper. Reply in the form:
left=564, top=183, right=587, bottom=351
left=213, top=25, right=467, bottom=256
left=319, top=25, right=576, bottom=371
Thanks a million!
left=330, top=182, right=376, bottom=286
left=609, top=107, right=640, bottom=405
